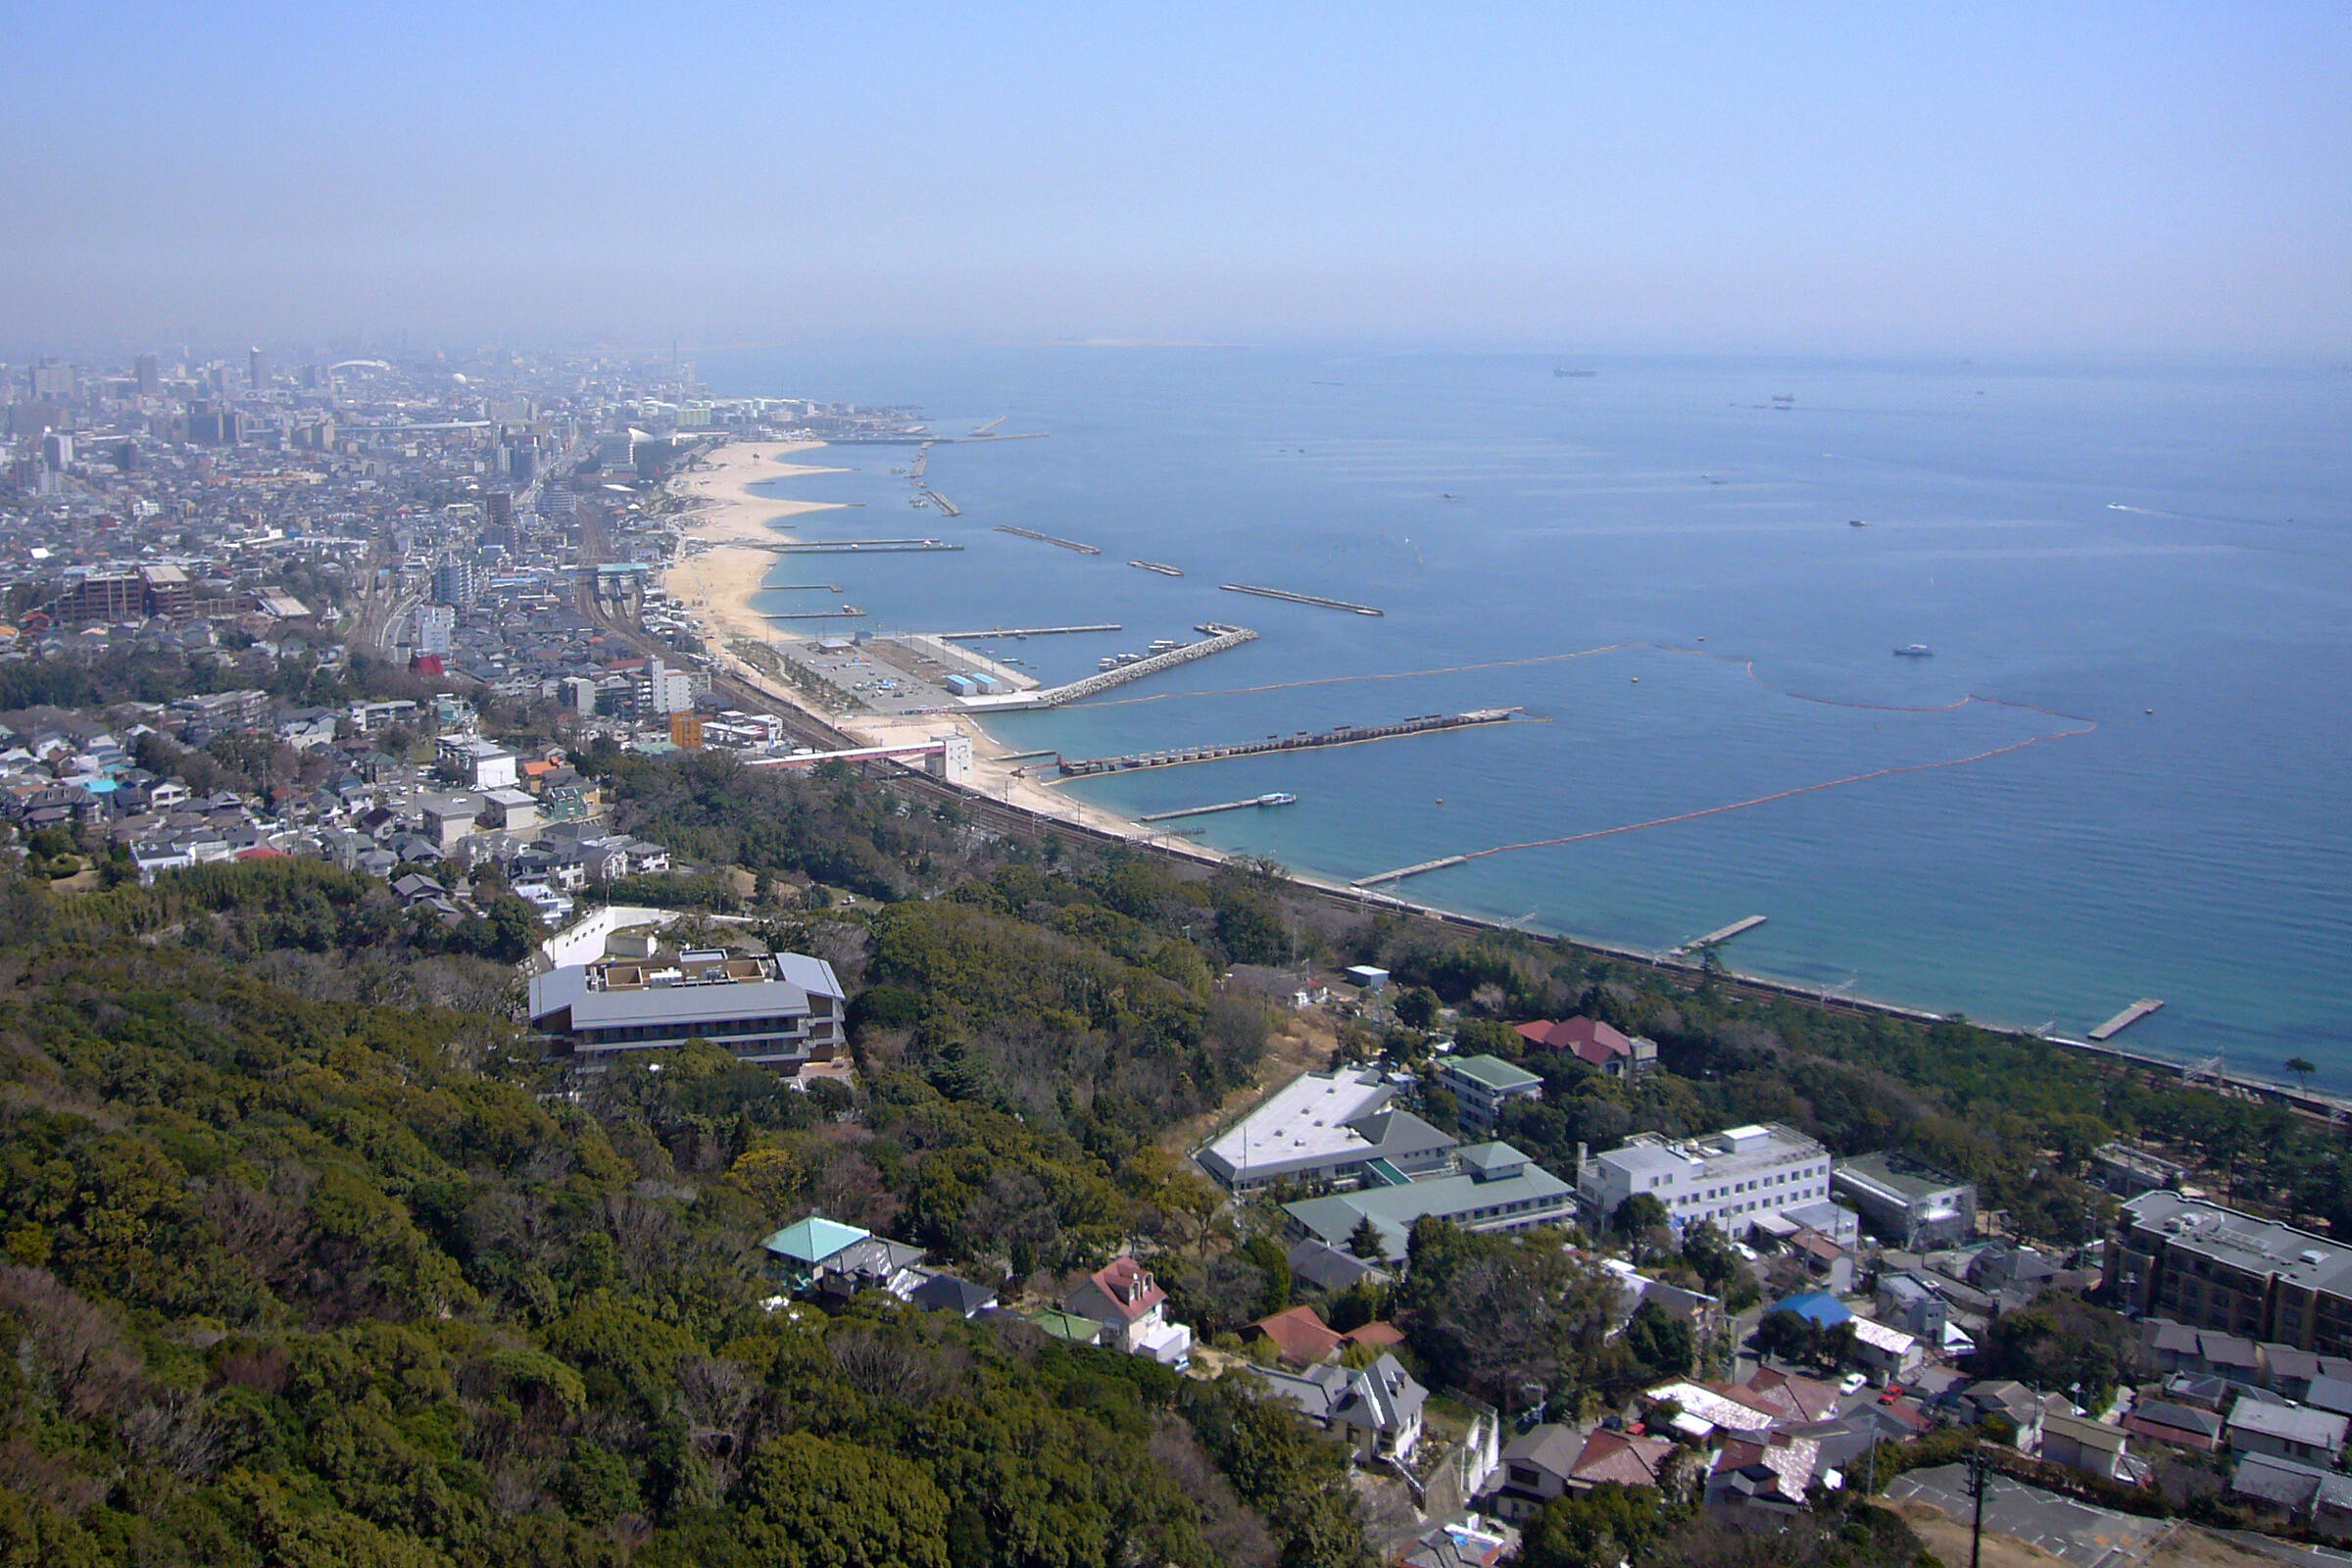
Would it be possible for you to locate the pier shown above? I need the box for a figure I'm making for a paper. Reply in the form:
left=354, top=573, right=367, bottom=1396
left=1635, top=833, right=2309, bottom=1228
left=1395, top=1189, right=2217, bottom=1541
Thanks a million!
left=1671, top=915, right=1768, bottom=956
left=1058, top=708, right=1516, bottom=777
left=1016, top=624, right=1258, bottom=708
left=920, top=490, right=960, bottom=516
left=2088, top=999, right=2165, bottom=1042
left=767, top=583, right=844, bottom=592
left=939, top=623, right=1122, bottom=640
left=763, top=607, right=866, bottom=620
left=1139, top=793, right=1298, bottom=823
left=995, top=524, right=1101, bottom=555
left=1220, top=582, right=1385, bottom=616
left=767, top=539, right=963, bottom=554
left=970, top=416, right=1006, bottom=436
left=1354, top=854, right=1472, bottom=888
left=1130, top=560, right=1185, bottom=576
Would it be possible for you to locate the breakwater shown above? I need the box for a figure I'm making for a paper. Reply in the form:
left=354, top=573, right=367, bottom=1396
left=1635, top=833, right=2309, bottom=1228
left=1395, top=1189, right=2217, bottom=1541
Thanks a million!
left=1057, top=708, right=1517, bottom=777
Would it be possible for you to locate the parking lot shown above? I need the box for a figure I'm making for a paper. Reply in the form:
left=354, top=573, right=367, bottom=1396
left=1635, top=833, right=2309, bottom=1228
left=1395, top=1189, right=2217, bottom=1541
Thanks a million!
left=1888, top=1464, right=2170, bottom=1568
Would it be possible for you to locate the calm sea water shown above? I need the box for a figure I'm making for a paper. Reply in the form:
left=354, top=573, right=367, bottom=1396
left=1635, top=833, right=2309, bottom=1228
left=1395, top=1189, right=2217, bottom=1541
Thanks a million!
left=697, top=346, right=2352, bottom=1088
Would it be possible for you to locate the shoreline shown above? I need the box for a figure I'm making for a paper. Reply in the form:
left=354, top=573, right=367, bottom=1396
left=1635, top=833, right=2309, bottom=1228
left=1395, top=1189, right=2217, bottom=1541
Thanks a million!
left=664, top=440, right=1222, bottom=864
left=662, top=445, right=2348, bottom=1110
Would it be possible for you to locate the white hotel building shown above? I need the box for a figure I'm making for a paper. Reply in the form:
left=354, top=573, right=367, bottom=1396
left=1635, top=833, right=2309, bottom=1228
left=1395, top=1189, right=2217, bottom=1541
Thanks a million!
left=1578, top=1124, right=1838, bottom=1235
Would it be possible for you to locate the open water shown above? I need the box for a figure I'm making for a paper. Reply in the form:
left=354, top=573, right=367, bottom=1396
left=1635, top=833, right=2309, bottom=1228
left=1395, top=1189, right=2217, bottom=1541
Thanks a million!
left=698, top=346, right=2352, bottom=1088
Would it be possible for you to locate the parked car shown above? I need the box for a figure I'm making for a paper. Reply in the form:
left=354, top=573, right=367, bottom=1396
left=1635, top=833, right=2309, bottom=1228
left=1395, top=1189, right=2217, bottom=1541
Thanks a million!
left=1839, top=1373, right=1869, bottom=1396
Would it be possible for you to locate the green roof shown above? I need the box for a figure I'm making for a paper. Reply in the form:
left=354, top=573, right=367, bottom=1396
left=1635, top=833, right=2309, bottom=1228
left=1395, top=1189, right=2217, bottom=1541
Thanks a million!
left=1445, top=1053, right=1542, bottom=1091
left=1029, top=1309, right=1102, bottom=1344
left=760, top=1215, right=870, bottom=1263
left=1285, top=1159, right=1574, bottom=1262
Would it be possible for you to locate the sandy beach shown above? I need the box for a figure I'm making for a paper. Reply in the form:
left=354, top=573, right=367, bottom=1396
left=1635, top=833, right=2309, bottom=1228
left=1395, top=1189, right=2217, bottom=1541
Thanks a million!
left=663, top=441, right=1207, bottom=859
left=662, top=440, right=848, bottom=648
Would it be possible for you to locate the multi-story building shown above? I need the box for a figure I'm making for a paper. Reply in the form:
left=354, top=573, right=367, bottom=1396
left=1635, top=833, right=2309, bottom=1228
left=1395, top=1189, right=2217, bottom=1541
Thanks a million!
left=1579, top=1124, right=1837, bottom=1236
left=2108, top=1191, right=2352, bottom=1354
left=1831, top=1152, right=1978, bottom=1250
left=527, top=949, right=847, bottom=1069
left=1196, top=1067, right=1455, bottom=1193
left=411, top=604, right=456, bottom=656
left=1439, top=1053, right=1544, bottom=1136
left=1282, top=1142, right=1579, bottom=1264
left=436, top=735, right=518, bottom=791
left=432, top=554, right=476, bottom=609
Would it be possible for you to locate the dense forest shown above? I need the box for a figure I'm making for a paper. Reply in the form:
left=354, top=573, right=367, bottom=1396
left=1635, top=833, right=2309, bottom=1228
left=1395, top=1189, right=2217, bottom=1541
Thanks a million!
left=2, top=744, right=2335, bottom=1566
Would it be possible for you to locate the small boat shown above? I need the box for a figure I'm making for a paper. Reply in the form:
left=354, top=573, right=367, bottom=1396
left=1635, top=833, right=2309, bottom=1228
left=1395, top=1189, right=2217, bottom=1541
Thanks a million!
left=1893, top=644, right=1934, bottom=658
left=1848, top=518, right=1870, bottom=527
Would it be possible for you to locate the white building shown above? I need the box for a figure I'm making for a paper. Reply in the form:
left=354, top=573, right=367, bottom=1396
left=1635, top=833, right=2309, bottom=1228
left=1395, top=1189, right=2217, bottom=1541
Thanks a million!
left=1195, top=1067, right=1455, bottom=1193
left=1579, top=1124, right=1836, bottom=1235
left=411, top=604, right=455, bottom=656
left=437, top=735, right=519, bottom=791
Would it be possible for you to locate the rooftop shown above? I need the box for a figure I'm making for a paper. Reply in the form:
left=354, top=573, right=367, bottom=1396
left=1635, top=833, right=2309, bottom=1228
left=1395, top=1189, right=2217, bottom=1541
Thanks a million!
left=2124, top=1191, right=2352, bottom=1296
left=1443, top=1054, right=1542, bottom=1092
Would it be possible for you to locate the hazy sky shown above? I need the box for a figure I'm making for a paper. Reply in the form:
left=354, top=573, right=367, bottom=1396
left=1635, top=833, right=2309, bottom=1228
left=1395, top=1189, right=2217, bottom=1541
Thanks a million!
left=3, top=3, right=2346, bottom=355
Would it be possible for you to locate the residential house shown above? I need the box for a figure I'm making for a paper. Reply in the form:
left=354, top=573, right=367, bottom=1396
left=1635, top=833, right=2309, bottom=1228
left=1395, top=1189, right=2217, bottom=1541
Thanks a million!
left=2230, top=1453, right=2352, bottom=1542
left=1254, top=1352, right=1426, bottom=1465
left=758, top=1216, right=925, bottom=1298
left=1062, top=1258, right=1192, bottom=1366
left=1244, top=1305, right=1344, bottom=1367
left=909, top=1273, right=1000, bottom=1319
left=1513, top=1015, right=1656, bottom=1078
left=2227, top=1399, right=2348, bottom=1465
left=2038, top=1412, right=2132, bottom=1481
left=2122, top=1400, right=2225, bottom=1453
left=1477, top=1425, right=1583, bottom=1523
left=1705, top=1432, right=1820, bottom=1515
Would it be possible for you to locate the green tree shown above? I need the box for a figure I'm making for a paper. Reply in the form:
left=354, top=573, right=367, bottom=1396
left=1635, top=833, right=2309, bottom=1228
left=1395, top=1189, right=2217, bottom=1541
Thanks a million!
left=728, top=1434, right=950, bottom=1568
left=1348, top=1213, right=1387, bottom=1260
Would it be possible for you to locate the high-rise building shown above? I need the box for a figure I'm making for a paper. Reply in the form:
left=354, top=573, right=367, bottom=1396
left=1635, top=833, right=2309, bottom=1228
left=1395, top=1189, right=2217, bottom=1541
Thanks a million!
left=40, top=431, right=74, bottom=469
left=432, top=555, right=477, bottom=610
left=133, top=354, right=161, bottom=397
left=248, top=347, right=271, bottom=390
left=28, top=360, right=75, bottom=400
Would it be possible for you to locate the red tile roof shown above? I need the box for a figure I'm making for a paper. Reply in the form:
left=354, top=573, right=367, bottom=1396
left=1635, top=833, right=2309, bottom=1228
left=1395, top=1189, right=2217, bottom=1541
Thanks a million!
left=1085, top=1257, right=1166, bottom=1321
left=1571, top=1430, right=1675, bottom=1488
left=1246, top=1305, right=1343, bottom=1365
left=1515, top=1016, right=1634, bottom=1067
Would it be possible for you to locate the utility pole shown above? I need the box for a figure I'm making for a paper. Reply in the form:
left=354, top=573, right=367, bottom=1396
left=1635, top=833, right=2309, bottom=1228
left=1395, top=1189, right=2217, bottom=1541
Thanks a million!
left=1966, top=1444, right=1989, bottom=1568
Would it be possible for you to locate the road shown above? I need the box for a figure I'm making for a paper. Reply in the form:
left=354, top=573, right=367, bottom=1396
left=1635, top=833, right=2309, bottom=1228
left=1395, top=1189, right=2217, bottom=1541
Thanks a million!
left=1888, top=1465, right=2168, bottom=1568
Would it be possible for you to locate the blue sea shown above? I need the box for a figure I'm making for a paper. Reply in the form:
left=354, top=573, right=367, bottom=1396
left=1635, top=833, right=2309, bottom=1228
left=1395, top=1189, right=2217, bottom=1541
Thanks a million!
left=696, top=346, right=2352, bottom=1088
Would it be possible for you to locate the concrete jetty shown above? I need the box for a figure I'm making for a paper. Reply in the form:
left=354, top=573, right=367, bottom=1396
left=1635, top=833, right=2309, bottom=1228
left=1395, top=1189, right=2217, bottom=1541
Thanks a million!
left=920, top=490, right=960, bottom=516
left=1059, top=708, right=1516, bottom=778
left=1670, top=915, right=1768, bottom=956
left=995, top=524, right=1101, bottom=554
left=938, top=624, right=1122, bottom=640
left=1220, top=582, right=1385, bottom=615
left=1354, top=854, right=1472, bottom=888
left=767, top=539, right=963, bottom=554
left=1015, top=624, right=1258, bottom=709
left=2088, top=999, right=2165, bottom=1041
left=762, top=607, right=866, bottom=620
left=1139, top=793, right=1298, bottom=823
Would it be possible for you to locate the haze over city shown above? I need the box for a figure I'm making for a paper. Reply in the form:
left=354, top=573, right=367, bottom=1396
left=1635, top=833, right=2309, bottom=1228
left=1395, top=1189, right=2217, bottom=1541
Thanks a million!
left=4, top=3, right=2347, bottom=355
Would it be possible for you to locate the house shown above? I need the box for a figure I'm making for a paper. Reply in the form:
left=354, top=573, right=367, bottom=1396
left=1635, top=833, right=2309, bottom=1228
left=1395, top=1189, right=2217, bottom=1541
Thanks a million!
left=1642, top=1380, right=1780, bottom=1440
left=1951, top=1380, right=2045, bottom=1446
left=1513, top=1016, right=1656, bottom=1077
left=758, top=1216, right=925, bottom=1298
left=1244, top=1305, right=1344, bottom=1367
left=1477, top=1425, right=1583, bottom=1523
left=1028, top=1309, right=1102, bottom=1346
left=2230, top=1453, right=2352, bottom=1541
left=909, top=1273, right=1000, bottom=1319
left=1439, top=1054, right=1544, bottom=1136
left=1063, top=1258, right=1192, bottom=1366
left=1848, top=1317, right=1925, bottom=1381
left=437, top=735, right=519, bottom=791
left=1396, top=1515, right=1513, bottom=1568
left=1740, top=1368, right=1841, bottom=1424
left=1570, top=1430, right=1676, bottom=1492
left=1705, top=1432, right=1820, bottom=1514
left=1831, top=1153, right=1977, bottom=1250
left=1195, top=1067, right=1455, bottom=1193
left=1285, top=1239, right=1392, bottom=1293
left=2227, top=1399, right=2348, bottom=1465
left=2039, top=1412, right=2132, bottom=1481
left=1255, top=1352, right=1426, bottom=1465
left=2122, top=1399, right=2225, bottom=1453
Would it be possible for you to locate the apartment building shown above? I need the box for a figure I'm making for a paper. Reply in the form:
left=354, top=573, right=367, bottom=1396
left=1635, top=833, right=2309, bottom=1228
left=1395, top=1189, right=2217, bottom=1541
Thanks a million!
left=2109, top=1192, right=2352, bottom=1355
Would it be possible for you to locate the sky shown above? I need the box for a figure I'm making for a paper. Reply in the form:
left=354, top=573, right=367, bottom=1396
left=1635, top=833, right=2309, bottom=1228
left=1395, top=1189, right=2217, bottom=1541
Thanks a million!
left=1, top=2, right=2346, bottom=356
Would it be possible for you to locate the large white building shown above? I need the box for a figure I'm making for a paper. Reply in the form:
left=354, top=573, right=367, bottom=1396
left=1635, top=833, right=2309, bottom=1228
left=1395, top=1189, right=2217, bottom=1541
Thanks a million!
left=1579, top=1124, right=1838, bottom=1236
left=1196, top=1068, right=1455, bottom=1193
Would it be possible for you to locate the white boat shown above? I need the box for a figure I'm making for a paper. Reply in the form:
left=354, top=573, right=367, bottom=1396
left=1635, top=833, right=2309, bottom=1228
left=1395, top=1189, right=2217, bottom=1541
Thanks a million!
left=1893, top=644, right=1934, bottom=658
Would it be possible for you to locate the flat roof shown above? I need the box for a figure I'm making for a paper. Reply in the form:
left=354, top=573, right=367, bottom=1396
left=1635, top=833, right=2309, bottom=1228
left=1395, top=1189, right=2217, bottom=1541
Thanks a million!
left=2125, top=1192, right=2352, bottom=1297
left=1198, top=1068, right=1399, bottom=1180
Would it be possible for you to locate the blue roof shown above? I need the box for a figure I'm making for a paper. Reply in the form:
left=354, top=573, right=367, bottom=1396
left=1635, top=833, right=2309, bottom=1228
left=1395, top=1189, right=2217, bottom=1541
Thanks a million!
left=1775, top=1291, right=1852, bottom=1327
left=760, top=1215, right=869, bottom=1263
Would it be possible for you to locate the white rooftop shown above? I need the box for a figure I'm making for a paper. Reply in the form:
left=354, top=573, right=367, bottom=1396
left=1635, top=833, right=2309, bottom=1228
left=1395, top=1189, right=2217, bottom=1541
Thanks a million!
left=1200, top=1068, right=1395, bottom=1177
